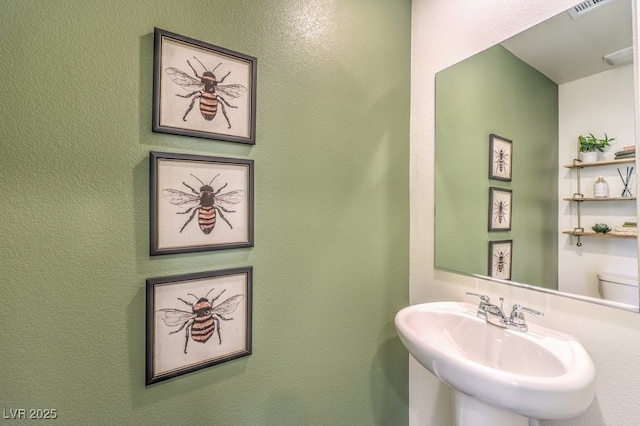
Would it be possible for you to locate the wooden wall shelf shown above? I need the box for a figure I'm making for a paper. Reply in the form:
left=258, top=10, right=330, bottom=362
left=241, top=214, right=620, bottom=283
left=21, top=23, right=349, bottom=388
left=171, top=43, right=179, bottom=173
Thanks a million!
left=563, top=157, right=634, bottom=169
left=562, top=231, right=636, bottom=239
left=563, top=197, right=636, bottom=202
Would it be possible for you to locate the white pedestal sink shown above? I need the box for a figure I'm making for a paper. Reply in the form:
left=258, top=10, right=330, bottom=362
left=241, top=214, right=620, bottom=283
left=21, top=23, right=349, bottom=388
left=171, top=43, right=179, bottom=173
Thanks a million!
left=395, top=302, right=596, bottom=425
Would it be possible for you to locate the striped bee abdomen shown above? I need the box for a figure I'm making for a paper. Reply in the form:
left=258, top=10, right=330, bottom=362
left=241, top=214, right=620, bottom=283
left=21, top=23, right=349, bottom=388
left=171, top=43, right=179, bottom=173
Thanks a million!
left=191, top=316, right=215, bottom=343
left=191, top=299, right=215, bottom=343
left=199, top=92, right=218, bottom=121
left=198, top=206, right=217, bottom=234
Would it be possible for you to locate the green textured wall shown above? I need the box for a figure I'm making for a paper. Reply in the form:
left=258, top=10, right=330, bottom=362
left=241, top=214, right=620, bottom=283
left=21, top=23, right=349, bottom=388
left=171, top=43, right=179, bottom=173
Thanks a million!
left=0, top=1, right=410, bottom=424
left=435, top=45, right=558, bottom=289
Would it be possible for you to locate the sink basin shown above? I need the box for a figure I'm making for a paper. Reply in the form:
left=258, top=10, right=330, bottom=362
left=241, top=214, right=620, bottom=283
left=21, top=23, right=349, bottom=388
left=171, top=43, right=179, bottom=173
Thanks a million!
left=395, top=301, right=596, bottom=422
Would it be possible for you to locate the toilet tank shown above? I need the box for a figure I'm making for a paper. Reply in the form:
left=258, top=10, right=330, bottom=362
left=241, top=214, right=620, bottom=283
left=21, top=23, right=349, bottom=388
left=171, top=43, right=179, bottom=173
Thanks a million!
left=598, top=272, right=639, bottom=307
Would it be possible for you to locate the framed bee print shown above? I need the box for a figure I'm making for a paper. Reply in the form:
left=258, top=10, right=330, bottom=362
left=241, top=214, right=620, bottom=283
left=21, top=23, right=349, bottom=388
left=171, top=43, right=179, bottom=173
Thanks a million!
left=150, top=151, right=254, bottom=255
left=152, top=28, right=257, bottom=144
left=146, top=267, right=252, bottom=385
left=489, top=134, right=512, bottom=181
left=488, top=240, right=512, bottom=280
left=488, top=187, right=512, bottom=231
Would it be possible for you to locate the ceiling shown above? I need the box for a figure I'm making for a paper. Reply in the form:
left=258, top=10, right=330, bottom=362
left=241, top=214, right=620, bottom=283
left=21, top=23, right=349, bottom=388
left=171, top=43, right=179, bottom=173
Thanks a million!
left=500, top=0, right=632, bottom=84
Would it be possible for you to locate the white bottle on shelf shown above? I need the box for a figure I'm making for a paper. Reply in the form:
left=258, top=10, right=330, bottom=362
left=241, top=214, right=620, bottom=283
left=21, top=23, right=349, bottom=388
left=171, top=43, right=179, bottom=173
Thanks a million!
left=594, top=176, right=609, bottom=198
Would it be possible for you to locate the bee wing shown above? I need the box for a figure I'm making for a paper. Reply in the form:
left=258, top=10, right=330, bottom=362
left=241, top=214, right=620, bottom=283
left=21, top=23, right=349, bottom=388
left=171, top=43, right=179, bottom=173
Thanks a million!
left=165, top=67, right=203, bottom=90
left=211, top=294, right=244, bottom=315
left=215, top=84, right=247, bottom=99
left=161, top=188, right=200, bottom=209
left=156, top=309, right=196, bottom=327
left=215, top=190, right=246, bottom=207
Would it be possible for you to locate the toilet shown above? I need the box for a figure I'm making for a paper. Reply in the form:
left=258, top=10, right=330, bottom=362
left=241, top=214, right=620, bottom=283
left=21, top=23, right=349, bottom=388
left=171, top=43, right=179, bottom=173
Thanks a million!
left=598, top=272, right=639, bottom=307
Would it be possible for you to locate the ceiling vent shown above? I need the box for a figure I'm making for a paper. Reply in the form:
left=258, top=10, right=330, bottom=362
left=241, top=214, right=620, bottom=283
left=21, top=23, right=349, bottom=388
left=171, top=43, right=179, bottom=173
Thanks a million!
left=567, top=0, right=615, bottom=19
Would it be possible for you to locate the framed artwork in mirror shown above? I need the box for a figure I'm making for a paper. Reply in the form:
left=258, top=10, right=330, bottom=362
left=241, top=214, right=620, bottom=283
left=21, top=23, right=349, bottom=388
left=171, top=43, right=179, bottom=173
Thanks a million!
left=146, top=267, right=252, bottom=385
left=488, top=240, right=512, bottom=280
left=489, top=134, right=512, bottom=181
left=153, top=28, right=257, bottom=144
left=488, top=187, right=512, bottom=231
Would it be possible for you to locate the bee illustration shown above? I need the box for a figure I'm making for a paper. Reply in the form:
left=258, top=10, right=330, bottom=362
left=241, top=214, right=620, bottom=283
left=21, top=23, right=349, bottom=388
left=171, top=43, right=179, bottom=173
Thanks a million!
left=165, top=57, right=247, bottom=128
left=156, top=288, right=244, bottom=354
left=494, top=199, right=509, bottom=224
left=494, top=249, right=509, bottom=274
left=494, top=147, right=509, bottom=174
left=162, top=174, right=245, bottom=234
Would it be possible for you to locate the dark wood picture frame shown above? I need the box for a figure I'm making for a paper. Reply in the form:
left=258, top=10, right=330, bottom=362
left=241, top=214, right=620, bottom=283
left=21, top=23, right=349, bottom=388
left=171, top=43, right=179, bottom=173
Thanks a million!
left=488, top=187, right=512, bottom=231
left=150, top=151, right=254, bottom=255
left=153, top=28, right=257, bottom=144
left=489, top=133, right=512, bottom=181
left=146, top=267, right=253, bottom=385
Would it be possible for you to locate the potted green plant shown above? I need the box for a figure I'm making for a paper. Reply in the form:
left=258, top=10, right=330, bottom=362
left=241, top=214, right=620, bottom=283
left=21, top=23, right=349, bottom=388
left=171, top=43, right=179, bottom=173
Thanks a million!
left=578, top=133, right=615, bottom=163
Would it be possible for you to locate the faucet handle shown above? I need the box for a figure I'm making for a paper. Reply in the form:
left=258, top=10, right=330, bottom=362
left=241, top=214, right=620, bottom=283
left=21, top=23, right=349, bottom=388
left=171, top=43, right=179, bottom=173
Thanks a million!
left=509, top=304, right=544, bottom=332
left=466, top=292, right=490, bottom=320
left=511, top=304, right=544, bottom=318
left=466, top=292, right=490, bottom=303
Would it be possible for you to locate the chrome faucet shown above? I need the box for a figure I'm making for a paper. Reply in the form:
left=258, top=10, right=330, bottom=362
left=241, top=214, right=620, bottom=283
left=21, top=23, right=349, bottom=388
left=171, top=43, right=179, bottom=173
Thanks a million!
left=508, top=304, right=544, bottom=332
left=465, top=292, right=491, bottom=318
left=466, top=292, right=543, bottom=332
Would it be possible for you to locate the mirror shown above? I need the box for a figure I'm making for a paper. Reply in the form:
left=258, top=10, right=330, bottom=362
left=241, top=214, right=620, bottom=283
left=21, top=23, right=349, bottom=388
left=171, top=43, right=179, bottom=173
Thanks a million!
left=435, top=0, right=638, bottom=311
